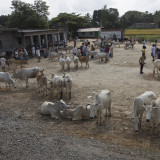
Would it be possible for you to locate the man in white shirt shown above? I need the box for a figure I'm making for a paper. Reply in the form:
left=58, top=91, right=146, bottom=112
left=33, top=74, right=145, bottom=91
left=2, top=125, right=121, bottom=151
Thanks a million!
left=0, top=56, right=6, bottom=72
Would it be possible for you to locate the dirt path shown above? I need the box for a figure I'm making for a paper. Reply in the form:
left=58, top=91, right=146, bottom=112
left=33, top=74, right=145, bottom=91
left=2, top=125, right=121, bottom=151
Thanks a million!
left=0, top=41, right=160, bottom=159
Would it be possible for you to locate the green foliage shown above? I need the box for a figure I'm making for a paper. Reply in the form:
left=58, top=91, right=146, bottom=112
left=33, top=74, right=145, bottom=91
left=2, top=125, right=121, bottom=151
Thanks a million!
left=49, top=13, right=90, bottom=37
left=154, top=11, right=160, bottom=27
left=7, top=0, right=49, bottom=29
left=0, top=15, right=9, bottom=26
left=92, top=6, right=120, bottom=29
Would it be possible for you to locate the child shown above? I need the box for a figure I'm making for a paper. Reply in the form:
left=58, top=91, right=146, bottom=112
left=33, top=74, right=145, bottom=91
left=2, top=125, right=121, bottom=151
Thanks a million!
left=0, top=56, right=6, bottom=72
left=139, top=52, right=145, bottom=74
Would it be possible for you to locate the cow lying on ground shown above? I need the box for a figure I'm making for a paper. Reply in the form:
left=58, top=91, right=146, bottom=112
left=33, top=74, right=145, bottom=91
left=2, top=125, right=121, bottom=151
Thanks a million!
left=61, top=104, right=91, bottom=121
left=0, top=72, right=16, bottom=89
left=146, top=97, right=160, bottom=133
left=90, top=90, right=111, bottom=125
left=132, top=91, right=157, bottom=132
left=12, top=67, right=43, bottom=88
left=41, top=100, right=69, bottom=119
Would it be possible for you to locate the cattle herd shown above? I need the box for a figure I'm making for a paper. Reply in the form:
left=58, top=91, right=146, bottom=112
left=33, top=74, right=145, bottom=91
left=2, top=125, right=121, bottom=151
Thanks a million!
left=0, top=41, right=160, bottom=135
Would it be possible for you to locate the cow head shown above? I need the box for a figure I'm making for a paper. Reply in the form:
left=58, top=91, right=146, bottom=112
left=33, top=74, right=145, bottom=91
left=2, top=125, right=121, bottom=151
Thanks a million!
left=58, top=100, right=69, bottom=110
left=132, top=116, right=139, bottom=132
left=90, top=103, right=99, bottom=119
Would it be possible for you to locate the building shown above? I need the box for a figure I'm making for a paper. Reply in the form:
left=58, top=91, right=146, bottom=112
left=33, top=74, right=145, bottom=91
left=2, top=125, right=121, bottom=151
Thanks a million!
left=77, top=28, right=101, bottom=38
left=101, top=29, right=124, bottom=40
left=0, top=26, right=67, bottom=53
left=130, top=23, right=158, bottom=29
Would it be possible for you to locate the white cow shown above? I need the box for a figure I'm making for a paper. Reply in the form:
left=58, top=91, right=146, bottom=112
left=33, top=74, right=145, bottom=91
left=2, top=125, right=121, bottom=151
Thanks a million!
left=59, top=57, right=65, bottom=71
left=95, top=52, right=107, bottom=63
left=90, top=90, right=111, bottom=125
left=63, top=73, right=72, bottom=99
left=146, top=97, right=160, bottom=133
left=41, top=100, right=69, bottom=119
left=61, top=104, right=91, bottom=121
left=0, top=72, right=16, bottom=88
left=48, top=52, right=61, bottom=61
left=73, top=56, right=79, bottom=70
left=65, top=56, right=72, bottom=71
left=132, top=91, right=157, bottom=132
left=153, top=59, right=160, bottom=78
left=88, top=51, right=98, bottom=58
left=12, top=67, right=43, bottom=88
left=50, top=74, right=63, bottom=99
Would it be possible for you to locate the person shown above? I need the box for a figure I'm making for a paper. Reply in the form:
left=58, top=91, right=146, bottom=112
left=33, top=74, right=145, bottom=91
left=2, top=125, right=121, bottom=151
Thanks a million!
left=139, top=52, right=145, bottom=74
left=31, top=46, right=35, bottom=57
left=74, top=39, right=76, bottom=47
left=104, top=44, right=110, bottom=62
left=155, top=39, right=157, bottom=46
left=151, top=44, right=156, bottom=61
left=142, top=46, right=146, bottom=60
left=91, top=45, right=95, bottom=51
left=72, top=46, right=77, bottom=56
left=109, top=43, right=113, bottom=57
left=157, top=48, right=160, bottom=59
left=83, top=44, right=88, bottom=56
left=15, top=48, right=19, bottom=60
left=142, top=39, right=146, bottom=48
left=80, top=43, right=84, bottom=56
left=100, top=46, right=104, bottom=52
left=23, top=48, right=28, bottom=60
left=0, top=56, right=6, bottom=72
left=36, top=47, right=41, bottom=62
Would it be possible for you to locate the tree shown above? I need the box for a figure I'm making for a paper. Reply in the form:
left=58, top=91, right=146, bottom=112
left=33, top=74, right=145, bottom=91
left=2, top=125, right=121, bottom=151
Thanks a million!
left=154, top=11, right=160, bottom=27
left=7, top=0, right=49, bottom=29
left=0, top=15, right=9, bottom=26
left=49, top=13, right=90, bottom=37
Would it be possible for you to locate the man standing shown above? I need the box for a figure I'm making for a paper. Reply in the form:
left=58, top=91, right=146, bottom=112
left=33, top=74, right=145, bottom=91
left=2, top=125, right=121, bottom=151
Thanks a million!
left=0, top=56, right=6, bottom=72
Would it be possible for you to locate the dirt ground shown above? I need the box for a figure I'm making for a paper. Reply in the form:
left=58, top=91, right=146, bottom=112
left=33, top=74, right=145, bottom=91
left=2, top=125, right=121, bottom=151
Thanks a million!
left=0, top=40, right=160, bottom=160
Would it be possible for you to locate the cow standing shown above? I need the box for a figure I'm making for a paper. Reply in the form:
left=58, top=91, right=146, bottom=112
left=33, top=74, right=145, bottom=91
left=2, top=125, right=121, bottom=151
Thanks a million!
left=90, top=90, right=111, bottom=125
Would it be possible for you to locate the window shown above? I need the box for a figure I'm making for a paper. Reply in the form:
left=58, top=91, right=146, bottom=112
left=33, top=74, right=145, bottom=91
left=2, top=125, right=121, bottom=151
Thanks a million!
left=90, top=32, right=93, bottom=35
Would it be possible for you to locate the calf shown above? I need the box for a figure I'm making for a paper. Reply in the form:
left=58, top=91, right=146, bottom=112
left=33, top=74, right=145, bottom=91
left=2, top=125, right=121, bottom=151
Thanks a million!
left=146, top=98, right=160, bottom=133
left=63, top=73, right=73, bottom=99
left=132, top=91, right=157, bottom=132
left=73, top=56, right=79, bottom=70
left=153, top=59, right=160, bottom=78
left=59, top=57, right=65, bottom=71
left=61, top=104, right=91, bottom=120
left=77, top=54, right=89, bottom=68
left=41, top=100, right=69, bottom=119
left=0, top=72, right=16, bottom=88
left=36, top=71, right=49, bottom=96
left=90, top=90, right=111, bottom=125
left=65, top=56, right=72, bottom=71
left=50, top=74, right=63, bottom=99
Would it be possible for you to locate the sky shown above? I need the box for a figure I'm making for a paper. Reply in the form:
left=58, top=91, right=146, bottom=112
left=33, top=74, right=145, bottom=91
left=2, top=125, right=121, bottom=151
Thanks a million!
left=0, top=0, right=160, bottom=19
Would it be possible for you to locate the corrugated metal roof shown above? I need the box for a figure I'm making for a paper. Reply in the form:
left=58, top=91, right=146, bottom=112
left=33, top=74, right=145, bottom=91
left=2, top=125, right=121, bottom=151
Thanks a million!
left=77, top=28, right=101, bottom=32
left=17, top=29, right=57, bottom=33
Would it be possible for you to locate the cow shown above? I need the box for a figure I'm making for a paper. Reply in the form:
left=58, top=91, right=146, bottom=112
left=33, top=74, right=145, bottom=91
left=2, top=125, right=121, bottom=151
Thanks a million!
left=0, top=72, right=16, bottom=89
left=36, top=71, right=50, bottom=96
left=41, top=100, right=69, bottom=119
left=90, top=90, right=111, bottom=125
left=132, top=91, right=157, bottom=132
left=88, top=51, right=97, bottom=59
left=12, top=67, right=43, bottom=88
left=77, top=54, right=89, bottom=68
left=65, top=56, right=72, bottom=71
left=63, top=73, right=72, bottom=99
left=153, top=59, right=160, bottom=78
left=50, top=74, right=63, bottom=99
left=146, top=97, right=160, bottom=133
left=48, top=52, right=61, bottom=61
left=59, top=57, right=65, bottom=72
left=61, top=104, right=91, bottom=121
left=73, top=56, right=79, bottom=70
left=95, top=52, right=107, bottom=63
